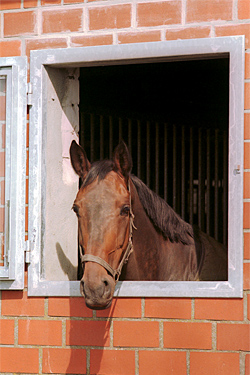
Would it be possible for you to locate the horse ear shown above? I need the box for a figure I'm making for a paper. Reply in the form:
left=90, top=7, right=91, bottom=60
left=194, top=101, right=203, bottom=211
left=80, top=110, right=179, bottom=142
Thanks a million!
left=113, top=141, right=132, bottom=180
left=70, top=140, right=91, bottom=180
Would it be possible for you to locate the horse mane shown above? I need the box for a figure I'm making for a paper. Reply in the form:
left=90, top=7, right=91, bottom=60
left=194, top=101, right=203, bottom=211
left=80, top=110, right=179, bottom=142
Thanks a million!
left=130, top=175, right=193, bottom=245
left=82, top=160, right=193, bottom=245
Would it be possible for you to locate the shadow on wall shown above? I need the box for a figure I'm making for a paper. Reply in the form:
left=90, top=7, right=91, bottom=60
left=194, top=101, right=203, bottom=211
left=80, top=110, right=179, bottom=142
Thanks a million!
left=56, top=242, right=112, bottom=375
left=56, top=243, right=78, bottom=281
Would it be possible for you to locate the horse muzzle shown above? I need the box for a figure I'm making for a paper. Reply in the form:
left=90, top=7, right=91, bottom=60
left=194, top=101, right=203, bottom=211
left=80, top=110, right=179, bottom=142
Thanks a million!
left=80, top=265, right=115, bottom=309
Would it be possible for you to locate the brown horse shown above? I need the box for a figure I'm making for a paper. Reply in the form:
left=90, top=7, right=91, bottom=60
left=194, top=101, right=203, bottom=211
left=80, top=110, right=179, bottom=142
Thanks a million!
left=70, top=140, right=227, bottom=310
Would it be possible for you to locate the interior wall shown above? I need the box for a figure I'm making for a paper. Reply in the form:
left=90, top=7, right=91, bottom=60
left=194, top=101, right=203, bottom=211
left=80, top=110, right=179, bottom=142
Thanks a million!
left=44, top=67, right=79, bottom=281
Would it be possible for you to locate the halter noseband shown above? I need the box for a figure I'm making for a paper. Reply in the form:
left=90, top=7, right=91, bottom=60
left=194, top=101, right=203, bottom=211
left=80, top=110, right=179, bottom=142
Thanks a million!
left=80, top=180, right=135, bottom=283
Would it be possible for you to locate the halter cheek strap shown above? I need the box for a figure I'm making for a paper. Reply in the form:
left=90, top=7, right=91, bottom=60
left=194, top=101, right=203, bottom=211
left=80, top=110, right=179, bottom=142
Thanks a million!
left=80, top=180, right=135, bottom=283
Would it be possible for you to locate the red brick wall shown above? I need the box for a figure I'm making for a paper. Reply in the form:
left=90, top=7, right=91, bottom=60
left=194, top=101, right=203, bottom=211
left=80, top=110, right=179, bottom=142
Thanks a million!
left=0, top=0, right=249, bottom=374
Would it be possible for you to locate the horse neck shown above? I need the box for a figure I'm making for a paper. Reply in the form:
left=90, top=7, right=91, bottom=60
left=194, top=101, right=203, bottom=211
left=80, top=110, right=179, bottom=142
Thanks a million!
left=125, top=181, right=165, bottom=280
left=126, top=180, right=198, bottom=281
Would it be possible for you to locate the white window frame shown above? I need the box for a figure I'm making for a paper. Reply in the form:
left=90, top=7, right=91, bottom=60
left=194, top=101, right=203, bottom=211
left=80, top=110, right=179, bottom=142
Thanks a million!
left=28, top=37, right=244, bottom=297
left=0, top=57, right=27, bottom=289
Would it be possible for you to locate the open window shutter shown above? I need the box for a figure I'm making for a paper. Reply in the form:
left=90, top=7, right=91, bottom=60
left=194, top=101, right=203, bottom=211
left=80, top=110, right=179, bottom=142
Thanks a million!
left=0, top=57, right=27, bottom=289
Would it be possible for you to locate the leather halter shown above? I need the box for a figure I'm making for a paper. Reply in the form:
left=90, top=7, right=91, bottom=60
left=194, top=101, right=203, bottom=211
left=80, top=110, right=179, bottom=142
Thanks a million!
left=80, top=180, right=136, bottom=283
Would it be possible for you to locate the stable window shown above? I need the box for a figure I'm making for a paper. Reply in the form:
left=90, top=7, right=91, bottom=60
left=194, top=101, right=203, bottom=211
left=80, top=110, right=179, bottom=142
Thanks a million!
left=0, top=57, right=27, bottom=289
left=28, top=37, right=244, bottom=297
left=79, top=58, right=229, bottom=247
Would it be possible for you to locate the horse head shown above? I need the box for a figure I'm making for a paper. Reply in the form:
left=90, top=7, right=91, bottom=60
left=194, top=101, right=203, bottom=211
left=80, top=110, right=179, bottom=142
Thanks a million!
left=70, top=140, right=133, bottom=309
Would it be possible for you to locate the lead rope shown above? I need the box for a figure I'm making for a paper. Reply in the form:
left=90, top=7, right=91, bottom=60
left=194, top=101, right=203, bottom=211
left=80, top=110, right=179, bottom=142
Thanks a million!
left=81, top=179, right=136, bottom=283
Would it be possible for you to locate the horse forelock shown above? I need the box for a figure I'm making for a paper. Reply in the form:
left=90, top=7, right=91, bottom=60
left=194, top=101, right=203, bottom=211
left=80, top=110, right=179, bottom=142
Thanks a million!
left=82, top=160, right=115, bottom=188
left=131, top=175, right=193, bottom=245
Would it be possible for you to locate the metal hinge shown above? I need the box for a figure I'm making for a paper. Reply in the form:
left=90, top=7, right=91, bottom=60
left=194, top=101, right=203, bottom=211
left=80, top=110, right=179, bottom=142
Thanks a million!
left=5, top=200, right=10, bottom=265
left=27, top=82, right=33, bottom=106
left=233, top=165, right=241, bottom=175
left=4, top=250, right=10, bottom=265
left=25, top=240, right=31, bottom=264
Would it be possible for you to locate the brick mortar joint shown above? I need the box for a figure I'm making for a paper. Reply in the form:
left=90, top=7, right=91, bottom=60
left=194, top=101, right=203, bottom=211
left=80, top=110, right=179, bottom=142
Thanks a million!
left=181, top=0, right=187, bottom=26
left=62, top=318, right=67, bottom=348
left=1, top=314, right=249, bottom=322
left=38, top=346, right=43, bottom=375
left=239, top=352, right=246, bottom=375
left=135, top=349, right=139, bottom=375
left=186, top=350, right=190, bottom=375
left=159, top=320, right=164, bottom=348
left=4, top=316, right=66, bottom=321
left=211, top=321, right=217, bottom=350
left=243, top=291, right=249, bottom=322
left=0, top=343, right=249, bottom=355
left=14, top=317, right=18, bottom=347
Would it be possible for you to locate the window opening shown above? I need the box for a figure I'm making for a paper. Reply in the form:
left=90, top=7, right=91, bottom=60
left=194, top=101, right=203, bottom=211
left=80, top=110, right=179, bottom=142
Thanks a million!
left=79, top=57, right=229, bottom=261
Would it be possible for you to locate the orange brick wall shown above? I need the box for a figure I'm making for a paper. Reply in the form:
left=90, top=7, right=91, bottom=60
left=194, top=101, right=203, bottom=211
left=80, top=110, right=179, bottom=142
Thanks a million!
left=0, top=0, right=249, bottom=374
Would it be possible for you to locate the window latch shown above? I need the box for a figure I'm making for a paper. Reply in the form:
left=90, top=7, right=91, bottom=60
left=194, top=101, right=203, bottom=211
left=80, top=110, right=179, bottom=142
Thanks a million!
left=27, top=82, right=33, bottom=106
left=233, top=165, right=241, bottom=175
left=25, top=240, right=31, bottom=264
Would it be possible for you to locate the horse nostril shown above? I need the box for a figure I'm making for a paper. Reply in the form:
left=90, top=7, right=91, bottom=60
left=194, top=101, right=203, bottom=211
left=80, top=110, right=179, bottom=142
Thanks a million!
left=80, top=279, right=85, bottom=297
left=102, top=277, right=111, bottom=298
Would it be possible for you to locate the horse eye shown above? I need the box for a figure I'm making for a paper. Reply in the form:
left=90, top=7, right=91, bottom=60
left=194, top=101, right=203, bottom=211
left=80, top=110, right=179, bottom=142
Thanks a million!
left=120, top=205, right=130, bottom=216
left=72, top=204, right=80, bottom=217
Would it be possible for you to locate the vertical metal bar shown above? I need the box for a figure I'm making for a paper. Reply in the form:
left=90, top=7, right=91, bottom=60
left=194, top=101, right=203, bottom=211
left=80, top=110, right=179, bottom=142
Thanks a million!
left=109, top=116, right=113, bottom=159
left=198, top=128, right=201, bottom=228
left=119, top=117, right=122, bottom=142
left=181, top=126, right=185, bottom=219
left=198, top=128, right=205, bottom=231
left=4, top=200, right=10, bottom=266
left=206, top=129, right=211, bottom=235
left=173, top=125, right=177, bottom=211
left=189, top=127, right=193, bottom=225
left=128, top=118, right=132, bottom=153
left=90, top=113, right=94, bottom=162
left=137, top=120, right=141, bottom=179
left=146, top=121, right=150, bottom=187
left=164, top=123, right=168, bottom=201
left=100, top=115, right=104, bottom=160
left=80, top=112, right=85, bottom=147
left=155, top=122, right=159, bottom=195
left=214, top=129, right=219, bottom=241
left=223, top=130, right=228, bottom=246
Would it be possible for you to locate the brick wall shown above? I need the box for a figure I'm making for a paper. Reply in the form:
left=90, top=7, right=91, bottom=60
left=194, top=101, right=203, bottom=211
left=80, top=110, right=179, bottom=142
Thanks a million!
left=0, top=0, right=249, bottom=374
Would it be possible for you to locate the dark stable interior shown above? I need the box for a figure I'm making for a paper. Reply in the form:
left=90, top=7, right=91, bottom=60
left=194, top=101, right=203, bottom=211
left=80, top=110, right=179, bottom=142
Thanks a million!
left=79, top=56, right=229, bottom=247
